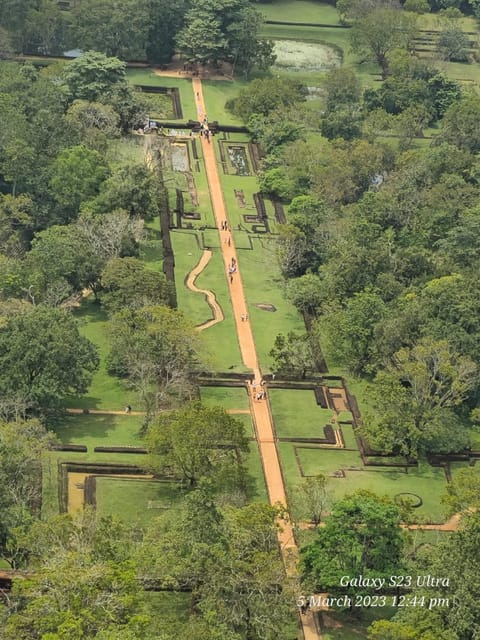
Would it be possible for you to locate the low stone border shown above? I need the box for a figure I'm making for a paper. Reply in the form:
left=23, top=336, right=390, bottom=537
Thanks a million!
left=394, top=492, right=423, bottom=508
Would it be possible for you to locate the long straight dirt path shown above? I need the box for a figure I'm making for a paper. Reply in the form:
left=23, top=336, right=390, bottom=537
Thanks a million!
left=192, top=77, right=321, bottom=640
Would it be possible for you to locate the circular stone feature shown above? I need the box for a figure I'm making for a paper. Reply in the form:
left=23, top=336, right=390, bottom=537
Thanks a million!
left=255, top=303, right=277, bottom=312
left=394, top=492, right=423, bottom=508
left=273, top=40, right=341, bottom=73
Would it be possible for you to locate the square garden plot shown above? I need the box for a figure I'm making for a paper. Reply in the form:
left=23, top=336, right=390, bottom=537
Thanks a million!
left=269, top=389, right=336, bottom=439
left=200, top=386, right=249, bottom=410
left=94, top=477, right=182, bottom=524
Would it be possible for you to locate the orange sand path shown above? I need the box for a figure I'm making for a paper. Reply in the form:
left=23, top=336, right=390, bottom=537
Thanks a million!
left=192, top=77, right=321, bottom=640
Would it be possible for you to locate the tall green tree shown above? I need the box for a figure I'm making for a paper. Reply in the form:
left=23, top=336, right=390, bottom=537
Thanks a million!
left=0, top=419, right=56, bottom=566
left=101, top=257, right=172, bottom=314
left=146, top=403, right=249, bottom=488
left=49, top=145, right=109, bottom=222
left=364, top=338, right=477, bottom=458
left=107, top=305, right=201, bottom=411
left=61, top=51, right=127, bottom=102
left=2, top=510, right=150, bottom=640
left=351, top=8, right=418, bottom=78
left=438, top=95, right=480, bottom=153
left=69, top=0, right=149, bottom=60
left=0, top=306, right=99, bottom=410
left=302, top=491, right=405, bottom=595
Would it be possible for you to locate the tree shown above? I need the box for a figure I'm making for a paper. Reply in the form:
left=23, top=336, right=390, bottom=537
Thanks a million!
left=286, top=273, right=324, bottom=316
left=69, top=0, right=149, bottom=60
left=139, top=492, right=293, bottom=640
left=146, top=0, right=187, bottom=64
left=270, top=332, right=316, bottom=379
left=368, top=619, right=448, bottom=640
left=49, top=145, right=109, bottom=222
left=363, top=339, right=477, bottom=458
left=294, top=474, right=329, bottom=526
left=275, top=224, right=309, bottom=278
left=145, top=403, right=249, bottom=488
left=101, top=257, right=173, bottom=314
left=2, top=509, right=150, bottom=640
left=438, top=25, right=471, bottom=61
left=91, top=162, right=160, bottom=220
left=301, top=491, right=405, bottom=595
left=65, top=99, right=120, bottom=151
left=323, top=67, right=362, bottom=111
left=404, top=0, right=430, bottom=12
left=323, top=290, right=386, bottom=375
left=24, top=224, right=105, bottom=305
left=321, top=108, right=363, bottom=140
left=61, top=51, right=127, bottom=102
left=176, top=16, right=227, bottom=65
left=439, top=95, right=480, bottom=153
left=23, top=0, right=66, bottom=55
left=0, top=194, right=34, bottom=258
left=0, top=306, right=99, bottom=410
left=248, top=110, right=304, bottom=155
left=442, top=467, right=480, bottom=515
left=337, top=0, right=399, bottom=23
left=175, top=0, right=272, bottom=74
left=351, top=8, right=418, bottom=78
left=107, top=305, right=201, bottom=411
left=226, top=77, right=307, bottom=121
left=0, top=419, right=56, bottom=567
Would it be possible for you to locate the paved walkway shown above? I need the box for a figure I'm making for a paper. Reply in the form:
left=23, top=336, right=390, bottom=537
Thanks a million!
left=192, top=77, right=321, bottom=640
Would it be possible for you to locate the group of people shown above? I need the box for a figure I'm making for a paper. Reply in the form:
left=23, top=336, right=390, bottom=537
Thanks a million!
left=199, top=116, right=211, bottom=142
left=240, top=313, right=249, bottom=322
left=252, top=379, right=267, bottom=401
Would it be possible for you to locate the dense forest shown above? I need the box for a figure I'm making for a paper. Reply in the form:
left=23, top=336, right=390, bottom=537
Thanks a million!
left=1, top=0, right=480, bottom=638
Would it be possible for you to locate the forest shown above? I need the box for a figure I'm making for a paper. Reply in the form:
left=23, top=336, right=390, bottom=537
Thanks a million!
left=1, top=0, right=480, bottom=639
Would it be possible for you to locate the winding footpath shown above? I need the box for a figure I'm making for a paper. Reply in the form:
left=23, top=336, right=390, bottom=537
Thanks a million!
left=192, top=77, right=321, bottom=640
left=185, top=249, right=225, bottom=330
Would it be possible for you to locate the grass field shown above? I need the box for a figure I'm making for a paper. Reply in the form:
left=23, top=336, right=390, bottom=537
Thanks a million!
left=234, top=236, right=306, bottom=370
left=126, top=70, right=197, bottom=121
left=67, top=300, right=137, bottom=411
left=171, top=230, right=246, bottom=372
left=270, top=389, right=335, bottom=438
left=200, top=385, right=250, bottom=409
left=95, top=477, right=183, bottom=524
left=202, top=80, right=246, bottom=124
left=53, top=414, right=144, bottom=447
left=259, top=0, right=340, bottom=24
left=278, top=441, right=450, bottom=523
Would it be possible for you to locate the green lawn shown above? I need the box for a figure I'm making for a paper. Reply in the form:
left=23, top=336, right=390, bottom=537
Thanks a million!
left=246, top=443, right=269, bottom=502
left=95, top=477, right=183, bottom=524
left=202, top=79, right=246, bottom=124
left=171, top=230, right=246, bottom=372
left=126, top=70, right=197, bottom=121
left=234, top=236, right=306, bottom=370
left=270, top=389, right=335, bottom=438
left=278, top=442, right=450, bottom=523
left=259, top=0, right=340, bottom=24
left=200, top=385, right=250, bottom=409
left=41, top=450, right=148, bottom=518
left=66, top=299, right=137, bottom=411
left=53, top=414, right=144, bottom=448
